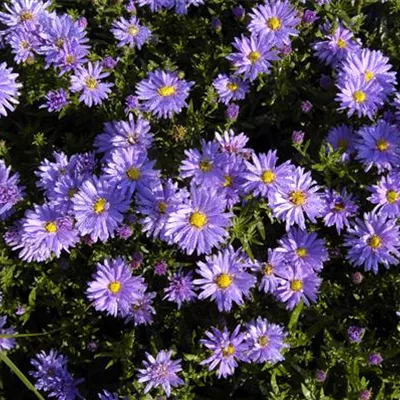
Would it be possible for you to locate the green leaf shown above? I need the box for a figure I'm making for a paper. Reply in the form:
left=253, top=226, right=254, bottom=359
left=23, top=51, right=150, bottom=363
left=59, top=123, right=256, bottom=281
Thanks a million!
left=288, top=300, right=304, bottom=331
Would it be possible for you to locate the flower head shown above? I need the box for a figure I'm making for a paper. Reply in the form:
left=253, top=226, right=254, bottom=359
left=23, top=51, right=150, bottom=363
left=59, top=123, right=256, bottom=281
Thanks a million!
left=111, top=15, right=151, bottom=49
left=212, top=74, right=249, bottom=105
left=40, top=89, right=69, bottom=112
left=163, top=269, right=197, bottom=309
left=326, top=124, right=355, bottom=162
left=0, top=316, right=17, bottom=351
left=0, top=62, right=22, bottom=117
left=368, top=172, right=400, bottom=217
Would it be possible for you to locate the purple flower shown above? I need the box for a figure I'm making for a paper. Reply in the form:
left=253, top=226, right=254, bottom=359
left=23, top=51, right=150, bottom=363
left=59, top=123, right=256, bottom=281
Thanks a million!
left=165, top=187, right=232, bottom=255
left=6, top=26, right=40, bottom=63
left=269, top=166, right=323, bottom=231
left=111, top=16, right=151, bottom=49
left=154, top=260, right=168, bottom=276
left=0, top=316, right=17, bottom=351
left=0, top=0, right=51, bottom=28
left=275, top=265, right=322, bottom=310
left=344, top=212, right=400, bottom=274
left=163, top=269, right=197, bottom=309
left=98, top=390, right=118, bottom=400
left=70, top=62, right=113, bottom=107
left=86, top=257, right=145, bottom=316
left=248, top=0, right=300, bottom=47
left=348, top=325, right=365, bottom=343
left=40, top=89, right=69, bottom=113
left=124, top=94, right=140, bottom=114
left=368, top=352, right=383, bottom=366
left=211, top=17, right=222, bottom=32
left=368, top=173, right=400, bottom=217
left=244, top=317, right=288, bottom=363
left=326, top=124, right=355, bottom=162
left=136, top=70, right=194, bottom=119
left=302, top=10, right=319, bottom=24
left=355, top=120, right=400, bottom=173
left=225, top=103, right=240, bottom=120
left=212, top=74, right=249, bottom=105
left=215, top=129, right=252, bottom=158
left=47, top=174, right=83, bottom=214
left=200, top=325, right=247, bottom=378
left=116, top=225, right=133, bottom=239
left=315, top=369, right=327, bottom=383
left=0, top=62, right=22, bottom=117
left=194, top=246, right=256, bottom=312
left=232, top=5, right=245, bottom=20
left=72, top=176, right=130, bottom=243
left=124, top=289, right=156, bottom=325
left=227, top=34, right=280, bottom=82
left=352, top=271, right=364, bottom=285
left=137, top=350, right=184, bottom=397
left=102, top=56, right=118, bottom=69
left=292, top=130, right=304, bottom=145
left=358, top=390, right=372, bottom=400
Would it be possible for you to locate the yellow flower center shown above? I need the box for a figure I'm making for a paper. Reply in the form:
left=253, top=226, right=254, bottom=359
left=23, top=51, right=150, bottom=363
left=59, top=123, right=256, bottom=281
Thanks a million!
left=290, top=279, right=303, bottom=292
left=337, top=38, right=347, bottom=49
left=66, top=54, right=76, bottom=64
left=333, top=201, right=345, bottom=212
left=222, top=344, right=235, bottom=356
left=20, top=11, right=34, bottom=21
left=290, top=190, right=306, bottom=206
left=297, top=247, right=308, bottom=258
left=158, top=201, right=168, bottom=213
left=86, top=77, right=98, bottom=90
left=223, top=175, right=233, bottom=187
left=264, top=264, right=273, bottom=275
left=21, top=41, right=30, bottom=49
left=258, top=335, right=270, bottom=347
left=261, top=170, right=275, bottom=184
left=368, top=234, right=381, bottom=249
left=338, top=139, right=348, bottom=149
left=45, top=221, right=58, bottom=233
left=158, top=85, right=176, bottom=97
left=353, top=90, right=366, bottom=103
left=227, top=82, right=239, bottom=92
left=365, top=70, right=374, bottom=82
left=189, top=211, right=208, bottom=229
left=108, top=281, right=122, bottom=294
left=128, top=25, right=139, bottom=36
left=126, top=167, right=141, bottom=180
left=216, top=273, right=233, bottom=289
left=376, top=139, right=389, bottom=152
left=93, top=198, right=107, bottom=214
left=267, top=17, right=282, bottom=30
left=247, top=51, right=261, bottom=64
left=68, top=188, right=78, bottom=199
left=386, top=190, right=399, bottom=204
left=199, top=159, right=213, bottom=172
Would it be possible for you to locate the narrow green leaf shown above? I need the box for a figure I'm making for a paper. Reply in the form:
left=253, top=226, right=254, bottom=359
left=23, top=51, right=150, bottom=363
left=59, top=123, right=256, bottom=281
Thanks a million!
left=288, top=300, right=304, bottom=331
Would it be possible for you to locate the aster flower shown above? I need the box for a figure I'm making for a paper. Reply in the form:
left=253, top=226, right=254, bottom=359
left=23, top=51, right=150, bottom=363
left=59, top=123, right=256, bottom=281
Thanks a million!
left=124, top=94, right=140, bottom=114
left=98, top=390, right=118, bottom=400
left=136, top=0, right=172, bottom=13
left=248, top=0, right=300, bottom=47
left=94, top=114, right=153, bottom=155
left=194, top=246, right=256, bottom=312
left=275, top=265, right=322, bottom=310
left=241, top=150, right=294, bottom=199
left=321, top=189, right=358, bottom=234
left=355, top=120, right=400, bottom=173
left=124, top=289, right=156, bottom=325
left=138, top=351, right=184, bottom=398
left=276, top=227, right=328, bottom=273
left=6, top=26, right=40, bottom=63
left=180, top=140, right=228, bottom=187
left=215, top=129, right=253, bottom=158
left=200, top=325, right=248, bottom=378
left=326, top=124, right=355, bottom=162
left=103, top=148, right=159, bottom=196
left=0, top=62, right=22, bottom=117
left=70, top=151, right=97, bottom=178
left=269, top=167, right=323, bottom=231
left=47, top=174, right=83, bottom=214
left=0, top=160, right=25, bottom=219
left=86, top=257, right=145, bottom=316
left=111, top=15, right=151, bottom=49
left=227, top=34, right=280, bottom=82
left=136, top=70, right=194, bottom=119
left=244, top=317, right=288, bottom=363
left=40, top=89, right=69, bottom=113
left=212, top=74, right=249, bottom=105
left=163, top=269, right=197, bottom=309
left=368, top=173, right=400, bottom=217
left=52, top=40, right=90, bottom=75
left=348, top=325, right=365, bottom=343
left=344, top=212, right=400, bottom=274
left=70, top=62, right=113, bottom=107
left=72, top=176, right=130, bottom=243
left=0, top=316, right=17, bottom=351
left=165, top=187, right=232, bottom=255
left=225, top=103, right=240, bottom=120
left=335, top=75, right=383, bottom=119
left=368, top=352, right=383, bottom=366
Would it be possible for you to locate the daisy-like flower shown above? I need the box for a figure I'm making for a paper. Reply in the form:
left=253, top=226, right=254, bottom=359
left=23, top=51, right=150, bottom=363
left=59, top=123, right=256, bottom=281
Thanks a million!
left=163, top=269, right=197, bottom=309
left=335, top=75, right=383, bottom=120
left=86, top=257, right=145, bottom=316
left=0, top=316, right=17, bottom=351
left=276, top=227, right=329, bottom=273
left=137, top=350, right=184, bottom=397
left=103, top=148, right=159, bottom=196
left=0, top=62, right=22, bottom=117
left=70, top=62, right=114, bottom=107
left=194, top=246, right=256, bottom=312
left=275, top=265, right=322, bottom=310
left=180, top=140, right=228, bottom=187
left=136, top=0, right=172, bottom=13
left=164, top=187, right=233, bottom=255
left=212, top=74, right=249, bottom=105
left=269, top=167, right=323, bottom=231
left=0, top=160, right=25, bottom=219
left=312, top=22, right=361, bottom=68
left=248, top=0, right=300, bottom=47
left=227, top=34, right=280, bottom=82
left=368, top=173, right=400, bottom=217
left=215, top=129, right=253, bottom=158
left=40, top=89, right=69, bottom=113
left=6, top=26, right=40, bottom=63
left=72, top=176, right=130, bottom=243
left=70, top=151, right=97, bottom=178
left=241, top=150, right=294, bottom=199
left=344, top=212, right=400, bottom=274
left=136, top=70, right=194, bottom=119
left=244, top=317, right=288, bottom=363
left=321, top=189, right=358, bottom=234
left=200, top=325, right=248, bottom=378
left=111, top=15, right=151, bottom=49
left=326, top=124, right=355, bottom=162
left=94, top=114, right=153, bottom=154
left=355, top=120, right=400, bottom=173
left=124, top=289, right=156, bottom=325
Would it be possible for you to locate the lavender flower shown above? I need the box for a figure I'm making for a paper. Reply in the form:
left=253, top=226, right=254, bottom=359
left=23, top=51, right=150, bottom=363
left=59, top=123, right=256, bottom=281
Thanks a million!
left=212, top=74, right=249, bottom=105
left=0, top=62, right=22, bottom=117
left=348, top=325, right=365, bottom=343
left=40, top=89, right=69, bottom=112
left=163, top=269, right=197, bottom=309
left=111, top=16, right=151, bottom=49
left=368, top=173, right=400, bottom=217
left=0, top=316, right=17, bottom=351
